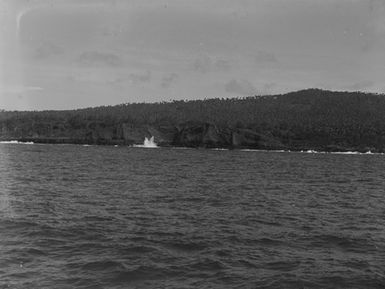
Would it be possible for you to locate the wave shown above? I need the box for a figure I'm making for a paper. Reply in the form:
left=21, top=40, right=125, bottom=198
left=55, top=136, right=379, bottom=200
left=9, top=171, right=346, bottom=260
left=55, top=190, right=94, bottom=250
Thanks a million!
left=0, top=140, right=34, bottom=144
left=240, top=149, right=289, bottom=153
left=239, top=148, right=383, bottom=155
left=1, top=139, right=382, bottom=156
left=297, top=149, right=383, bottom=155
left=132, top=136, right=159, bottom=148
left=300, top=149, right=322, bottom=154
left=330, top=151, right=382, bottom=155
left=171, top=146, right=192, bottom=150
left=0, top=191, right=15, bottom=219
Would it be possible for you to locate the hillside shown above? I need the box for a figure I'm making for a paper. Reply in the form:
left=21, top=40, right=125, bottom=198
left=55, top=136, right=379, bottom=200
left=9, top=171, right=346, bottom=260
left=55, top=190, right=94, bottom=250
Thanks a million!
left=1, top=89, right=385, bottom=152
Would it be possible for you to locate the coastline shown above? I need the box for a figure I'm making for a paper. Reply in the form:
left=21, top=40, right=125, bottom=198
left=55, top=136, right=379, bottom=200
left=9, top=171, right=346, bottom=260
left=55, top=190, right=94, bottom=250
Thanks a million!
left=2, top=90, right=385, bottom=154
left=1, top=138, right=383, bottom=155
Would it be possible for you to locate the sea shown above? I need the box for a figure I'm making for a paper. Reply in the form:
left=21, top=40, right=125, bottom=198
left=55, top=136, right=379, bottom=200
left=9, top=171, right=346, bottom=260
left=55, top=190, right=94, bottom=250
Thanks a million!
left=1, top=142, right=385, bottom=289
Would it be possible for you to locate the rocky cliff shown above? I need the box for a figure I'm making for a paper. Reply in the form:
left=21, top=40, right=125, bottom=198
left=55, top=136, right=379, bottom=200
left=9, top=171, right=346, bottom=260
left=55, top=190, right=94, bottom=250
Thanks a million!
left=0, top=121, right=285, bottom=149
left=1, top=89, right=385, bottom=152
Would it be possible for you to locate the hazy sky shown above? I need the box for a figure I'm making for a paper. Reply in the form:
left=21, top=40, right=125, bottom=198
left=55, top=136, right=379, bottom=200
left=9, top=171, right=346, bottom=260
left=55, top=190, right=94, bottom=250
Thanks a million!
left=1, top=0, right=385, bottom=110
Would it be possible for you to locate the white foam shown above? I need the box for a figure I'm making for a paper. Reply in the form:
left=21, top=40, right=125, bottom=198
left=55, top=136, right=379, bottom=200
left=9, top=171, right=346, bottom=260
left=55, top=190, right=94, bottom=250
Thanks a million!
left=329, top=151, right=382, bottom=155
left=330, top=151, right=359, bottom=155
left=238, top=148, right=383, bottom=155
left=240, top=149, right=265, bottom=152
left=132, top=136, right=158, bottom=148
left=240, top=149, right=289, bottom=153
left=0, top=140, right=34, bottom=144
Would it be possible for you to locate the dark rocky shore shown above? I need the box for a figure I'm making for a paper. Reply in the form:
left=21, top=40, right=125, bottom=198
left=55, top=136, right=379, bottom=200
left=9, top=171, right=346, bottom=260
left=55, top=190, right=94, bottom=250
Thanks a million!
left=3, top=123, right=378, bottom=152
left=2, top=123, right=288, bottom=150
left=1, top=89, right=385, bottom=152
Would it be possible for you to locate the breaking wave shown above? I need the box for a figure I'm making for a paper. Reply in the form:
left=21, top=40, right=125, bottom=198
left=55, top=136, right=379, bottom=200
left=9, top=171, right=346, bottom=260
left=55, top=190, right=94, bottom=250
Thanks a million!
left=0, top=140, right=34, bottom=144
left=132, top=136, right=158, bottom=148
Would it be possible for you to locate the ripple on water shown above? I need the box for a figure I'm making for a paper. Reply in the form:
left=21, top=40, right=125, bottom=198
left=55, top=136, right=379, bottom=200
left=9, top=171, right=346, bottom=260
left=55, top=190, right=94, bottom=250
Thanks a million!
left=1, top=145, right=385, bottom=288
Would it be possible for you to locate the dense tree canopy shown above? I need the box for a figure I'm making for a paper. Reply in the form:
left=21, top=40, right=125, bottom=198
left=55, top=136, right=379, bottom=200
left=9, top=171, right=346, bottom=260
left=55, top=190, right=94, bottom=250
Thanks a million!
left=1, top=89, right=385, bottom=151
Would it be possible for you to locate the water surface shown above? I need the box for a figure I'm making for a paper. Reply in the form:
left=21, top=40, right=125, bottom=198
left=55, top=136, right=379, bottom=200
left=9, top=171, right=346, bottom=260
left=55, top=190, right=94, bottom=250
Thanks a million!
left=1, top=144, right=385, bottom=288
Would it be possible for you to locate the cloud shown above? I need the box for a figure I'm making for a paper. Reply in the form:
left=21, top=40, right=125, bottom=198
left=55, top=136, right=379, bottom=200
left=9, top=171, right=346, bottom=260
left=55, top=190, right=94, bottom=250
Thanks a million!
left=76, top=51, right=123, bottom=67
left=214, top=59, right=231, bottom=71
left=34, top=42, right=63, bottom=58
left=1, top=85, right=43, bottom=103
left=347, top=80, right=374, bottom=91
left=225, top=79, right=256, bottom=95
left=193, top=55, right=231, bottom=73
left=129, top=70, right=151, bottom=84
left=369, top=0, right=385, bottom=12
left=161, top=73, right=178, bottom=88
left=193, top=55, right=211, bottom=73
left=102, top=71, right=151, bottom=87
left=255, top=50, right=278, bottom=64
left=1, top=85, right=43, bottom=94
left=25, top=86, right=44, bottom=91
left=258, top=82, right=277, bottom=95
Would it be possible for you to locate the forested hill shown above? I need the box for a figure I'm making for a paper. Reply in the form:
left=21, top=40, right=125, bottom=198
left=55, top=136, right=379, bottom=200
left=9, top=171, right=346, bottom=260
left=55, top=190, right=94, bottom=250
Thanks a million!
left=1, top=89, right=385, bottom=152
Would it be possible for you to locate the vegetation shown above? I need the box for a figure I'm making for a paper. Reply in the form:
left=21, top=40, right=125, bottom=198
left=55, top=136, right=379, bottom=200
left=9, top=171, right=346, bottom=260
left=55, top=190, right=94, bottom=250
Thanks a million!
left=1, top=89, right=385, bottom=152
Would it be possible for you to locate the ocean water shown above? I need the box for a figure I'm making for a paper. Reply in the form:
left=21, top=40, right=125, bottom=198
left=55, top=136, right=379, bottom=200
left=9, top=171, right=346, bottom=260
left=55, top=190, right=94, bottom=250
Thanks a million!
left=1, top=143, right=385, bottom=289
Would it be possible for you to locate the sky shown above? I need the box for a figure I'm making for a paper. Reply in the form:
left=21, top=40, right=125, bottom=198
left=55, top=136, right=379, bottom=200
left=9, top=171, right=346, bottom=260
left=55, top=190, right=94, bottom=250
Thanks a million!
left=1, top=0, right=385, bottom=110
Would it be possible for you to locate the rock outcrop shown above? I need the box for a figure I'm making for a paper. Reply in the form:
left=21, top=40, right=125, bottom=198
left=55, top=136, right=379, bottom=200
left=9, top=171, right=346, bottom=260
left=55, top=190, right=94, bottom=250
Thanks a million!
left=174, top=123, right=230, bottom=148
left=0, top=121, right=285, bottom=149
left=231, top=129, right=285, bottom=150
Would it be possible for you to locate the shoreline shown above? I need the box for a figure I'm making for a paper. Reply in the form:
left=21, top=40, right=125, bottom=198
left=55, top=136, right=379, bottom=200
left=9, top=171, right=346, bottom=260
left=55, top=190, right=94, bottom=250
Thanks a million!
left=1, top=139, right=383, bottom=155
left=2, top=90, right=385, bottom=155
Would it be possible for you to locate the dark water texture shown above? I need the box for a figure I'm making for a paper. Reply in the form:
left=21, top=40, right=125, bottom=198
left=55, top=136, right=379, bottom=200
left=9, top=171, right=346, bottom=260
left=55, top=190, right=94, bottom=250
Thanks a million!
left=1, top=144, right=385, bottom=289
